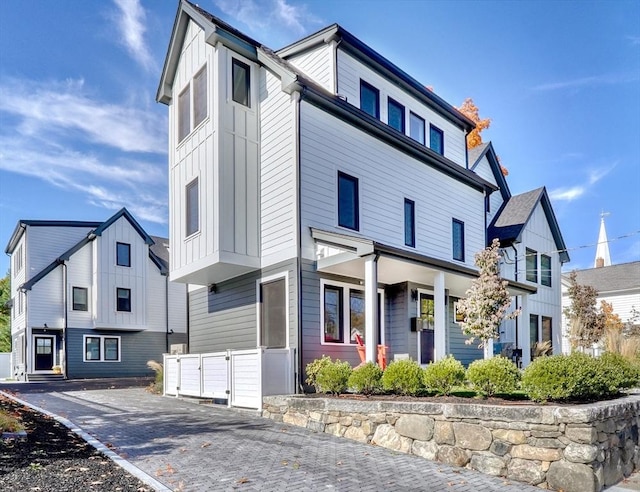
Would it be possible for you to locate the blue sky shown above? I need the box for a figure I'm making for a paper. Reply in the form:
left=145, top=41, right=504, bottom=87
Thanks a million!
left=1, top=0, right=639, bottom=277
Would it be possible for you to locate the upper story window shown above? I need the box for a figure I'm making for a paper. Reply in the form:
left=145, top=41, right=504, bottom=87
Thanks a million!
left=452, top=219, right=465, bottom=261
left=178, top=85, right=190, bottom=142
left=409, top=112, right=425, bottom=145
left=232, top=58, right=251, bottom=107
left=430, top=124, right=444, bottom=155
left=116, top=288, right=131, bottom=312
left=186, top=178, right=199, bottom=237
left=338, top=171, right=359, bottom=231
left=116, top=242, right=131, bottom=267
left=72, top=287, right=88, bottom=311
left=388, top=98, right=405, bottom=133
left=193, top=65, right=208, bottom=127
left=541, top=254, right=552, bottom=287
left=526, top=248, right=538, bottom=283
left=404, top=198, right=415, bottom=247
left=360, top=80, right=379, bottom=119
left=14, top=245, right=23, bottom=273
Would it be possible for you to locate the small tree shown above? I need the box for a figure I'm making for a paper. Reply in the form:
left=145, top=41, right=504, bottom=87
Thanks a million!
left=456, top=239, right=519, bottom=350
left=0, top=273, right=10, bottom=353
left=564, top=271, right=605, bottom=351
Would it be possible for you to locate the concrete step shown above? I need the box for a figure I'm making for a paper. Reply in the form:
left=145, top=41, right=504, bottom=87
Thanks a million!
left=27, top=373, right=65, bottom=382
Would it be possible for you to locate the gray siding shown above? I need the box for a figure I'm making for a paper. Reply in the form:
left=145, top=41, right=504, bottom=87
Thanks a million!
left=385, top=283, right=410, bottom=360
left=447, top=296, right=483, bottom=366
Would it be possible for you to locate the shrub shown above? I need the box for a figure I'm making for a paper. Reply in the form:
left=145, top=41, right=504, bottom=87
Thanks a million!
left=146, top=360, right=163, bottom=394
left=305, top=355, right=332, bottom=393
left=422, top=355, right=465, bottom=396
left=466, top=356, right=520, bottom=397
left=315, top=359, right=352, bottom=395
left=348, top=362, right=383, bottom=395
left=0, top=409, right=23, bottom=433
left=598, top=352, right=639, bottom=390
left=382, top=359, right=424, bottom=396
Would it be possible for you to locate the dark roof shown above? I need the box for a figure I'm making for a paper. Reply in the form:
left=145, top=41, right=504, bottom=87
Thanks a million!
left=488, top=187, right=570, bottom=264
left=94, top=208, right=154, bottom=245
left=564, top=262, right=640, bottom=293
left=468, top=141, right=510, bottom=201
left=149, top=235, right=170, bottom=273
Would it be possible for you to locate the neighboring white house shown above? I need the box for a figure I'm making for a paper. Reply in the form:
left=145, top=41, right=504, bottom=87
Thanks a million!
left=4, top=208, right=188, bottom=381
left=156, top=0, right=569, bottom=391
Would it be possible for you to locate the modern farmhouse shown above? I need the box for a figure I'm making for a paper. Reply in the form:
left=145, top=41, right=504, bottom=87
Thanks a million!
left=5, top=208, right=187, bottom=381
left=157, top=0, right=569, bottom=399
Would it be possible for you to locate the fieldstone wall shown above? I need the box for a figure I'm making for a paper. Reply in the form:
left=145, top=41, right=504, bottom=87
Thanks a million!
left=262, top=394, right=640, bottom=492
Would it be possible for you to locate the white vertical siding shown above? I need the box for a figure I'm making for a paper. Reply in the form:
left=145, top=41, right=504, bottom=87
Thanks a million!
left=168, top=279, right=188, bottom=334
left=299, top=102, right=485, bottom=265
left=285, top=44, right=334, bottom=92
left=28, top=268, right=64, bottom=328
left=66, top=244, right=93, bottom=329
left=336, top=50, right=467, bottom=167
left=471, top=155, right=504, bottom=226
left=26, top=226, right=93, bottom=279
left=147, top=258, right=166, bottom=333
left=10, top=235, right=27, bottom=334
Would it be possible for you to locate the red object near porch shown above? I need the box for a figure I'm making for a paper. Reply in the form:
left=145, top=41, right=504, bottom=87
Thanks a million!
left=354, top=334, right=387, bottom=370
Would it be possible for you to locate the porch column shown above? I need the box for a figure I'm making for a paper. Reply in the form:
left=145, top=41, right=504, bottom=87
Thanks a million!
left=518, top=295, right=531, bottom=367
left=434, top=271, right=446, bottom=361
left=364, top=254, right=379, bottom=363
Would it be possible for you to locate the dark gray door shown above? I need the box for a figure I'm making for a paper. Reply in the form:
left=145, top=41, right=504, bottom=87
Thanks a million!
left=34, top=336, right=54, bottom=371
left=419, top=293, right=435, bottom=364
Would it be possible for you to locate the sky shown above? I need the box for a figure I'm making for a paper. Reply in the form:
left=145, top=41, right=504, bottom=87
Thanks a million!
left=1, top=0, right=639, bottom=277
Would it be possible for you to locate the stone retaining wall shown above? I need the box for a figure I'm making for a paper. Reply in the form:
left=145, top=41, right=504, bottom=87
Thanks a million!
left=262, top=394, right=640, bottom=492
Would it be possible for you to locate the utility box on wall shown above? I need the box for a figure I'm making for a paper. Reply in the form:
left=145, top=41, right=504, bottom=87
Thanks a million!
left=170, top=343, right=188, bottom=355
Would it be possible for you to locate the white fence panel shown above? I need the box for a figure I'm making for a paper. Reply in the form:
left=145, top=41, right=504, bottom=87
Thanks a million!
left=164, top=355, right=179, bottom=396
left=262, top=348, right=293, bottom=396
left=230, top=350, right=261, bottom=409
left=179, top=355, right=202, bottom=397
left=202, top=352, right=228, bottom=399
left=0, top=353, right=11, bottom=379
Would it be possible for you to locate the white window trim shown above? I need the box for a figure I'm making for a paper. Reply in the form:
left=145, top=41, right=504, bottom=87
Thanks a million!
left=83, top=335, right=121, bottom=363
left=255, top=272, right=290, bottom=349
left=192, top=63, right=209, bottom=131
left=185, top=176, right=201, bottom=240
left=320, top=278, right=385, bottom=346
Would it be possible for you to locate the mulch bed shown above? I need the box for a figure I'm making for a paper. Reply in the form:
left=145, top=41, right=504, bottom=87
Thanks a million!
left=0, top=395, right=153, bottom=492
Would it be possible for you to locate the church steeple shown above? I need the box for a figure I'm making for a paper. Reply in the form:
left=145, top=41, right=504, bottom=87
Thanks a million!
left=594, top=212, right=611, bottom=268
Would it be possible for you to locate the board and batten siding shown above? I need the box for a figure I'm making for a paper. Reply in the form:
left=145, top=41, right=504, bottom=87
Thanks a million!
left=66, top=244, right=94, bottom=329
left=299, top=101, right=485, bottom=265
left=471, top=155, right=504, bottom=226
left=27, top=267, right=63, bottom=329
left=285, top=43, right=334, bottom=92
left=259, top=67, right=297, bottom=267
left=188, top=259, right=298, bottom=354
left=26, top=226, right=94, bottom=280
left=10, top=235, right=27, bottom=333
left=336, top=49, right=467, bottom=167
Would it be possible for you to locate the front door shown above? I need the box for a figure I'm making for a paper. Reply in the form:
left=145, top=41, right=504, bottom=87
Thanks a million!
left=419, top=293, right=435, bottom=364
left=34, top=336, right=54, bottom=371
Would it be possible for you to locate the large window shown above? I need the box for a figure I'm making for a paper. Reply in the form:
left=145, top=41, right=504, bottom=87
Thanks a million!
left=116, top=288, right=131, bottom=312
left=178, top=84, right=190, bottom=142
left=14, top=245, right=23, bottom=272
left=541, top=316, right=552, bottom=346
left=404, top=198, right=415, bottom=247
left=232, top=58, right=250, bottom=107
left=193, top=65, right=208, bottom=127
left=116, top=242, right=130, bottom=267
left=541, top=254, right=552, bottom=287
left=409, top=112, right=425, bottom=145
left=430, top=124, right=444, bottom=155
left=72, top=287, right=88, bottom=311
left=338, top=171, right=359, bottom=230
left=84, top=335, right=120, bottom=362
left=321, top=280, right=384, bottom=345
left=388, top=98, right=405, bottom=133
left=530, top=314, right=539, bottom=347
left=186, top=178, right=199, bottom=237
left=452, top=219, right=465, bottom=261
left=526, top=248, right=538, bottom=283
left=260, top=277, right=286, bottom=348
left=360, top=80, right=379, bottom=119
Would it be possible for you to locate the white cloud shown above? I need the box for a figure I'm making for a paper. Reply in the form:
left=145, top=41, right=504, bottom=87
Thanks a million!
left=531, top=72, right=639, bottom=92
left=111, top=0, right=155, bottom=71
left=549, top=165, right=614, bottom=202
left=628, top=35, right=640, bottom=46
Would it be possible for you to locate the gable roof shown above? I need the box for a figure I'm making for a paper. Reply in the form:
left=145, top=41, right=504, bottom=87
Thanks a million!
left=93, top=208, right=154, bottom=245
left=563, top=262, right=640, bottom=294
left=468, top=141, right=511, bottom=201
left=488, top=187, right=570, bottom=264
left=149, top=235, right=170, bottom=274
left=5, top=220, right=100, bottom=255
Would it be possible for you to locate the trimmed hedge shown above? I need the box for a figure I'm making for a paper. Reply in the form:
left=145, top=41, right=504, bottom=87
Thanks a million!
left=422, top=355, right=465, bottom=396
left=466, top=356, right=520, bottom=397
left=382, top=359, right=424, bottom=396
left=315, top=359, right=352, bottom=395
left=348, top=362, right=383, bottom=395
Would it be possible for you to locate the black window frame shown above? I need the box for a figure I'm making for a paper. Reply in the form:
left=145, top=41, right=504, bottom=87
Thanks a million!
left=409, top=111, right=425, bottom=145
left=323, top=285, right=344, bottom=343
left=337, top=171, right=359, bottom=231
left=232, top=58, right=251, bottom=107
left=103, top=337, right=120, bottom=361
left=116, top=288, right=131, bottom=312
left=404, top=198, right=415, bottom=247
left=72, top=287, right=88, bottom=311
left=85, top=336, right=101, bottom=361
left=541, top=254, right=552, bottom=287
left=526, top=248, right=538, bottom=283
left=116, top=242, right=131, bottom=267
left=452, top=219, right=465, bottom=262
left=429, top=124, right=444, bottom=155
left=359, top=80, right=380, bottom=119
left=387, top=97, right=405, bottom=133
left=186, top=178, right=199, bottom=237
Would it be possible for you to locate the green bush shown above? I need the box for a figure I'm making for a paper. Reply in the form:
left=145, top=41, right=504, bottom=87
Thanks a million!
left=315, top=359, right=352, bottom=395
left=598, top=352, right=640, bottom=390
left=305, top=355, right=332, bottom=392
left=348, top=362, right=383, bottom=395
left=382, top=359, right=424, bottom=396
left=466, top=356, right=520, bottom=397
left=422, top=355, right=465, bottom=396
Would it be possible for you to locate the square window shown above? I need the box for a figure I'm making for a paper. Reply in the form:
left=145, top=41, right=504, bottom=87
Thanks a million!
left=178, top=85, right=191, bottom=142
left=338, top=172, right=359, bottom=230
left=429, top=124, right=444, bottom=155
left=323, top=285, right=343, bottom=343
left=409, top=112, right=425, bottom=145
left=116, top=288, right=131, bottom=312
left=360, top=80, right=379, bottom=119
left=193, top=65, right=208, bottom=127
left=388, top=98, right=405, bottom=133
left=104, top=338, right=120, bottom=361
left=186, top=178, right=199, bottom=237
left=526, top=248, right=538, bottom=283
left=85, top=337, right=101, bottom=361
left=404, top=198, right=415, bottom=247
left=72, top=287, right=88, bottom=311
left=232, top=59, right=250, bottom=107
left=116, top=242, right=130, bottom=267
left=452, top=219, right=465, bottom=261
left=541, top=254, right=552, bottom=287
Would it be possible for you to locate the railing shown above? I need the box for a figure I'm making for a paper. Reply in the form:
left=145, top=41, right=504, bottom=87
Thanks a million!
left=163, top=348, right=293, bottom=410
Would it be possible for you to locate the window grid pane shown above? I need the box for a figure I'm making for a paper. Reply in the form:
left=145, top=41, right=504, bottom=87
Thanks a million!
left=186, top=179, right=199, bottom=236
left=430, top=124, right=444, bottom=155
left=541, top=255, right=552, bottom=286
left=452, top=219, right=465, bottom=261
left=530, top=314, right=539, bottom=347
left=86, top=337, right=101, bottom=361
left=338, top=172, right=359, bottom=230
left=324, top=286, right=343, bottom=342
left=388, top=98, right=405, bottom=133
left=117, top=288, right=131, bottom=312
left=193, top=65, right=208, bottom=127
left=349, top=290, right=365, bottom=343
left=116, top=242, right=130, bottom=267
left=410, top=112, right=425, bottom=145
left=360, top=80, right=379, bottom=119
left=526, top=249, right=538, bottom=283
left=178, top=85, right=190, bottom=141
left=104, top=338, right=119, bottom=361
left=73, top=287, right=88, bottom=311
left=404, top=198, right=415, bottom=247
left=232, top=59, right=250, bottom=106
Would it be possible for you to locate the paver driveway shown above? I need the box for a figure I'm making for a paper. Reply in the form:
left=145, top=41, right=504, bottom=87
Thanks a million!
left=3, top=383, right=542, bottom=491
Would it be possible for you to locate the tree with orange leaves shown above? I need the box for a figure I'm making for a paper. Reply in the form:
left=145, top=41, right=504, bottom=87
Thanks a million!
left=457, top=98, right=490, bottom=150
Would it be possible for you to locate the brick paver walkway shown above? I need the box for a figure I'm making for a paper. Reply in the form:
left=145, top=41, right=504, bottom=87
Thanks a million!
left=4, top=385, right=542, bottom=491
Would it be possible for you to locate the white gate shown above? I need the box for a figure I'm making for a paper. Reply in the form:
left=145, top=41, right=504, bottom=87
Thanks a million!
left=163, top=348, right=293, bottom=409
